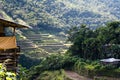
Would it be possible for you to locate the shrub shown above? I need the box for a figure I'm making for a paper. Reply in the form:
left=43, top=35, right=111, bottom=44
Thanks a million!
left=0, top=63, right=16, bottom=80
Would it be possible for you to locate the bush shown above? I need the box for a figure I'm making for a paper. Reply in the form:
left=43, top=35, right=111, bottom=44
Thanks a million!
left=0, top=63, right=16, bottom=80
left=73, top=59, right=120, bottom=78
left=30, top=69, right=66, bottom=80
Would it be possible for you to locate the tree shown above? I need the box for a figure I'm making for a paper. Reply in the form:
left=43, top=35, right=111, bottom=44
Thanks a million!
left=68, top=21, right=120, bottom=60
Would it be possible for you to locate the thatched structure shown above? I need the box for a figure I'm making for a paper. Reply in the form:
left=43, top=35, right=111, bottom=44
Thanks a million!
left=0, top=18, right=29, bottom=72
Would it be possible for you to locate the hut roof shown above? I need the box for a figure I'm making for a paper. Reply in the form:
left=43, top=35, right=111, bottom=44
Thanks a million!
left=100, top=58, right=120, bottom=63
left=0, top=18, right=30, bottom=28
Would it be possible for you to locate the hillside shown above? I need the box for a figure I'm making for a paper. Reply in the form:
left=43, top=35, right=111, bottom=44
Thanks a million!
left=0, top=0, right=120, bottom=59
left=1, top=0, right=120, bottom=30
left=0, top=0, right=120, bottom=64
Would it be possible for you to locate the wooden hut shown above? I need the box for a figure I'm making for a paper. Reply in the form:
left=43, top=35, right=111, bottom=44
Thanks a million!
left=0, top=18, right=29, bottom=72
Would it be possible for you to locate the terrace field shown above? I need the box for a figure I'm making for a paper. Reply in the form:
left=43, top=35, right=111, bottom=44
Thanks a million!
left=17, top=29, right=70, bottom=58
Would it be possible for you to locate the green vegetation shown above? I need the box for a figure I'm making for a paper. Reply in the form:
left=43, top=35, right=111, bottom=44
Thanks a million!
left=20, top=21, right=120, bottom=80
left=67, top=21, right=120, bottom=60
left=74, top=59, right=120, bottom=78
left=25, top=54, right=76, bottom=79
left=23, top=55, right=120, bottom=79
left=1, top=0, right=120, bottom=31
left=68, top=21, right=120, bottom=78
left=1, top=0, right=120, bottom=79
left=19, top=54, right=41, bottom=69
left=0, top=63, right=16, bottom=80
left=36, top=69, right=66, bottom=80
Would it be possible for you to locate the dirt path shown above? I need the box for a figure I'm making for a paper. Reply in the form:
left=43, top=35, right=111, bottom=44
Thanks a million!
left=65, top=71, right=92, bottom=80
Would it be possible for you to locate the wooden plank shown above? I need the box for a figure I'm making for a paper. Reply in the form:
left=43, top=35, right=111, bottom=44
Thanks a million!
left=0, top=53, right=20, bottom=57
left=7, top=67, right=18, bottom=71
left=0, top=50, right=19, bottom=73
left=0, top=47, right=20, bottom=53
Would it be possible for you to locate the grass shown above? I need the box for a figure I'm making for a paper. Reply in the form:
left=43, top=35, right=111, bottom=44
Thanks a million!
left=34, top=69, right=74, bottom=80
left=36, top=69, right=66, bottom=80
left=94, top=76, right=120, bottom=80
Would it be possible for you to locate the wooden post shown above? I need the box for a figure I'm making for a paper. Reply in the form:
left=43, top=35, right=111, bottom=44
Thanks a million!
left=0, top=25, right=5, bottom=36
left=14, top=49, right=17, bottom=74
left=13, top=27, right=16, bottom=36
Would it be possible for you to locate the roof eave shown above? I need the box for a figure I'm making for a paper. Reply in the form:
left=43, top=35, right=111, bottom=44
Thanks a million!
left=0, top=18, right=30, bottom=28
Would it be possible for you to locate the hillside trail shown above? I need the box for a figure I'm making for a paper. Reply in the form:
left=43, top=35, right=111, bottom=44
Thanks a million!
left=65, top=71, right=92, bottom=80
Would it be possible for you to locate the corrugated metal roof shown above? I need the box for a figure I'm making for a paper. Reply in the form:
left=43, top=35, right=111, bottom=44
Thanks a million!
left=100, top=58, right=120, bottom=63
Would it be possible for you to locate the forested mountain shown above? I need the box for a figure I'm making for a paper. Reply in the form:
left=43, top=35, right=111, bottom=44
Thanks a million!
left=0, top=0, right=120, bottom=30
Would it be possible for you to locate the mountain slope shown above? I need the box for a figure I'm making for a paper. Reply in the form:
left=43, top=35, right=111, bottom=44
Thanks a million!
left=1, top=0, right=120, bottom=30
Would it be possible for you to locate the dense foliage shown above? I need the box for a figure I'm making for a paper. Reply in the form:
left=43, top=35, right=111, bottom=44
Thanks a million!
left=19, top=54, right=41, bottom=69
left=1, top=0, right=120, bottom=30
left=0, top=63, right=16, bottom=80
left=25, top=54, right=76, bottom=80
left=67, top=21, right=120, bottom=60
left=25, top=54, right=120, bottom=79
left=73, top=59, right=120, bottom=78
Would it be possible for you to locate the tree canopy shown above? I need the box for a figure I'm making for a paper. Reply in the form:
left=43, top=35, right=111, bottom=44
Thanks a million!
left=68, top=21, right=120, bottom=60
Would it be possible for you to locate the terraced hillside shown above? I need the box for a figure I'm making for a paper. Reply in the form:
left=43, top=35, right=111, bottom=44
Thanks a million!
left=38, top=34, right=68, bottom=54
left=17, top=30, right=69, bottom=58
left=17, top=39, right=48, bottom=58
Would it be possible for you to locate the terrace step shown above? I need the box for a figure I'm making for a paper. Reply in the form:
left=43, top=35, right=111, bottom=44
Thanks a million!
left=18, top=33, right=69, bottom=55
